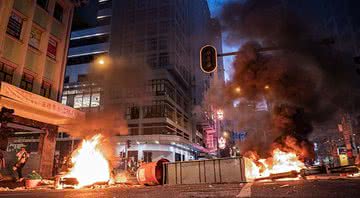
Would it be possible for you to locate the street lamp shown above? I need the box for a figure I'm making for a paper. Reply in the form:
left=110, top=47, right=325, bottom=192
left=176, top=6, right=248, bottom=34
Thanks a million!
left=264, top=85, right=270, bottom=90
left=94, top=55, right=111, bottom=70
left=98, top=59, right=105, bottom=65
left=235, top=87, right=241, bottom=93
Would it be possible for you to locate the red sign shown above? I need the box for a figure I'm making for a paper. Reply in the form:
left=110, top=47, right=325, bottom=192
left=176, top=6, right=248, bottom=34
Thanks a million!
left=47, top=37, right=57, bottom=59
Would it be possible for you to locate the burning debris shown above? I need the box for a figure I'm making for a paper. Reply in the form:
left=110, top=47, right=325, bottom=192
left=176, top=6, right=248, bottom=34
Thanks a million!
left=57, top=135, right=111, bottom=189
left=244, top=141, right=306, bottom=180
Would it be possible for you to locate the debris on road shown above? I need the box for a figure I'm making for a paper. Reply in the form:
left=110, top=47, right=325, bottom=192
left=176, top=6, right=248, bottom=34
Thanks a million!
left=280, top=184, right=290, bottom=188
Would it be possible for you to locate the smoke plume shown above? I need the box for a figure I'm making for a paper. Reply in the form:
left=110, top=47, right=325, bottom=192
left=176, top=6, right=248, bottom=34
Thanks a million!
left=210, top=0, right=360, bottom=158
left=67, top=56, right=153, bottom=160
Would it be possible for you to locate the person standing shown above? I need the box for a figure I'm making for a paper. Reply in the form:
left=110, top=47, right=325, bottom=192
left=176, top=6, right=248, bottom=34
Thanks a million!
left=0, top=151, right=4, bottom=181
left=0, top=150, right=5, bottom=170
left=13, top=147, right=29, bottom=182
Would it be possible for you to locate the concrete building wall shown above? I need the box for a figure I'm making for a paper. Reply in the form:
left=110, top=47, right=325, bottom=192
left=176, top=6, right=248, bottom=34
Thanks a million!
left=0, top=0, right=74, bottom=101
left=0, top=0, right=76, bottom=178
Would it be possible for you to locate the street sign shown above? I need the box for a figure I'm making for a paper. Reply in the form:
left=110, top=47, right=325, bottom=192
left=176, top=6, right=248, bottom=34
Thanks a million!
left=200, top=45, right=217, bottom=73
left=232, top=131, right=247, bottom=142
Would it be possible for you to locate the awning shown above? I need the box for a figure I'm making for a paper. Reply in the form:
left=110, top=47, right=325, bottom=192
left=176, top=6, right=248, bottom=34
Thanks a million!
left=0, top=82, right=85, bottom=132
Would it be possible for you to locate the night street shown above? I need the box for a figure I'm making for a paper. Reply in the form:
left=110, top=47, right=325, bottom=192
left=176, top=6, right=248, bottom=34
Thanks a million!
left=0, top=178, right=360, bottom=198
left=1, top=0, right=360, bottom=197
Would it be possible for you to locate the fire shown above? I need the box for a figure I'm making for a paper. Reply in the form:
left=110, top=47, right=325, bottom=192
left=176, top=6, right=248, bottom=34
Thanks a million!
left=245, top=148, right=305, bottom=180
left=64, top=134, right=110, bottom=188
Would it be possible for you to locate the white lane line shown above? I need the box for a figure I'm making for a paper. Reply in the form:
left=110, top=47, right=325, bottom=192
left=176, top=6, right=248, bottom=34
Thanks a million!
left=237, top=182, right=253, bottom=197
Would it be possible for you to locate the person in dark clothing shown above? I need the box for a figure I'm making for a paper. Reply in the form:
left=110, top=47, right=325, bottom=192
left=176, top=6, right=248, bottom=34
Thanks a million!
left=13, top=147, right=29, bottom=182
left=0, top=151, right=5, bottom=170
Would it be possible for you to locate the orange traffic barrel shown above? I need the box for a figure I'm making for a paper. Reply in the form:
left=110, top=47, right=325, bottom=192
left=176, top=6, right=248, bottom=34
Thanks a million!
left=136, top=158, right=169, bottom=185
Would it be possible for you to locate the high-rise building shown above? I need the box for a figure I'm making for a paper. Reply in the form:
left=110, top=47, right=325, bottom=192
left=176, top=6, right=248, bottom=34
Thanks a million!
left=62, top=0, right=112, bottom=112
left=108, top=0, right=223, bottom=162
left=62, top=0, right=223, bottom=162
left=0, top=0, right=83, bottom=177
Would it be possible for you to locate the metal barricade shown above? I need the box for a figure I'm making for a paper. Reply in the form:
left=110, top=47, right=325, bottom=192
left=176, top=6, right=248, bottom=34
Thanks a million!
left=164, top=157, right=247, bottom=185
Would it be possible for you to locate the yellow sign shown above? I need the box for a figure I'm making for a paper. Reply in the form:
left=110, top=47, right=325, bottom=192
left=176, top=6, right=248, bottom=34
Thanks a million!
left=339, top=154, right=349, bottom=166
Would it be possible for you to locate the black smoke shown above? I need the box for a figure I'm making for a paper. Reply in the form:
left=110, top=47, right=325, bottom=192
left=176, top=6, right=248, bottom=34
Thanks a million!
left=216, top=0, right=360, bottom=158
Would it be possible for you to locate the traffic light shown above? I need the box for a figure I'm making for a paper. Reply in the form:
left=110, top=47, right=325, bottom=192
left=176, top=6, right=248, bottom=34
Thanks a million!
left=200, top=45, right=217, bottom=73
left=0, top=107, right=14, bottom=123
left=126, top=140, right=131, bottom=148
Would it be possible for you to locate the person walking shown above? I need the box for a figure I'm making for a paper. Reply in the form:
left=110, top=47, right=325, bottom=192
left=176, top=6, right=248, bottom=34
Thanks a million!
left=13, top=147, right=29, bottom=182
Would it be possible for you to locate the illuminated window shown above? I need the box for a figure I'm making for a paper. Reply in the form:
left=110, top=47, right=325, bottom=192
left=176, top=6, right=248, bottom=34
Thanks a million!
left=6, top=12, right=23, bottom=40
left=29, top=26, right=42, bottom=49
left=91, top=93, right=100, bottom=107
left=47, top=37, right=57, bottom=59
left=74, top=95, right=83, bottom=108
left=82, top=94, right=91, bottom=107
left=61, top=96, right=67, bottom=105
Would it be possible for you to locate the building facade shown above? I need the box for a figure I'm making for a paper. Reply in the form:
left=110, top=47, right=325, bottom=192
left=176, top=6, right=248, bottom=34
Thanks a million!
left=0, top=0, right=83, bottom=178
left=62, top=0, right=111, bottom=112
left=109, top=0, right=203, bottom=162
left=62, top=0, right=223, bottom=162
left=0, top=0, right=74, bottom=100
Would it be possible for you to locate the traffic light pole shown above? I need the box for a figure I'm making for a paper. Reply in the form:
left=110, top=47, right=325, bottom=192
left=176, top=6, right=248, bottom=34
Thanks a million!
left=217, top=37, right=335, bottom=57
left=217, top=46, right=282, bottom=57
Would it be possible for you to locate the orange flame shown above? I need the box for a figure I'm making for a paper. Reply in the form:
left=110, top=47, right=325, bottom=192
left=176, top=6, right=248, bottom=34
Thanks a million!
left=64, top=134, right=110, bottom=187
left=245, top=148, right=305, bottom=180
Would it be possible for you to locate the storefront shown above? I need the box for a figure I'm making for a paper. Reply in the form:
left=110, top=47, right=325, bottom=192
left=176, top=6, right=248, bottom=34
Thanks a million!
left=0, top=82, right=84, bottom=178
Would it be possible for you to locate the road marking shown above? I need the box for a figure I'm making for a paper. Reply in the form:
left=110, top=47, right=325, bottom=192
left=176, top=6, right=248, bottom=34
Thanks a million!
left=237, top=182, right=253, bottom=198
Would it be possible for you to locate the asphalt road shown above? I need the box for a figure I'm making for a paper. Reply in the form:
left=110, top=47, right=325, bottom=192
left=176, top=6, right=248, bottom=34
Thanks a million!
left=0, top=178, right=360, bottom=198
left=241, top=178, right=360, bottom=198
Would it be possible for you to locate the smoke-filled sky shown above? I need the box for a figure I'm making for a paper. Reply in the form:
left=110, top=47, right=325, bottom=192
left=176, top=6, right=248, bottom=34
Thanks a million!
left=205, top=0, right=360, bottom=158
left=208, top=0, right=241, bottom=81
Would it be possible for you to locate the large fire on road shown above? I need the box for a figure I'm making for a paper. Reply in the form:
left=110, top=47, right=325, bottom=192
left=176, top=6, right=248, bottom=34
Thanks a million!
left=63, top=134, right=111, bottom=188
left=245, top=148, right=306, bottom=180
left=244, top=136, right=307, bottom=181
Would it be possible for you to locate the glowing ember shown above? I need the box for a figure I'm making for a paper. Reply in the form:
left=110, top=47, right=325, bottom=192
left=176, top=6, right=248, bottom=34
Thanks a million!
left=245, top=148, right=305, bottom=181
left=64, top=134, right=110, bottom=188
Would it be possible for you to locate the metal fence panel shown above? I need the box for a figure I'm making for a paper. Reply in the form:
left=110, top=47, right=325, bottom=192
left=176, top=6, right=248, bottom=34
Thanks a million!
left=165, top=157, right=247, bottom=185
